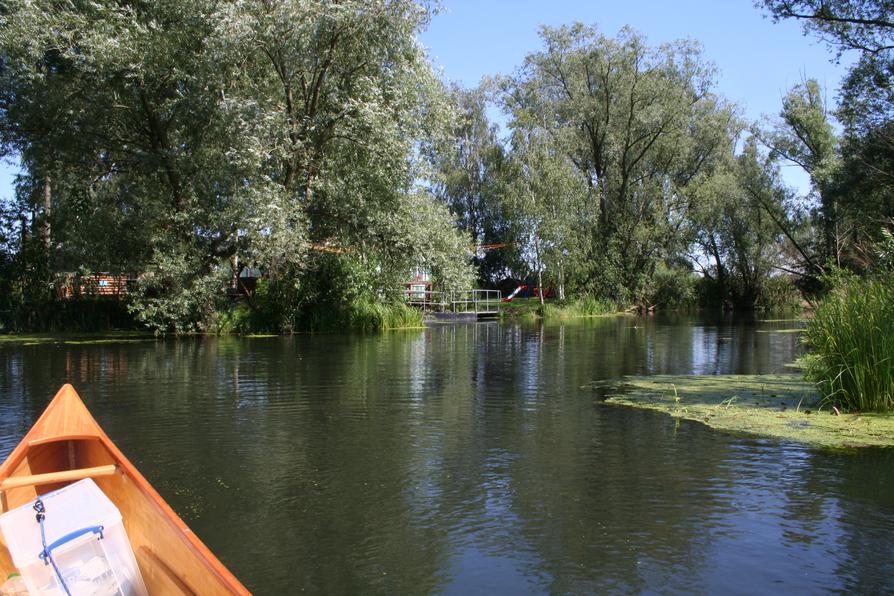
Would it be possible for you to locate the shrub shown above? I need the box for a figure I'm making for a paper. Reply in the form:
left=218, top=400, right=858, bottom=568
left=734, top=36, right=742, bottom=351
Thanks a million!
left=646, top=266, right=699, bottom=310
left=757, top=275, right=802, bottom=311
left=214, top=302, right=257, bottom=335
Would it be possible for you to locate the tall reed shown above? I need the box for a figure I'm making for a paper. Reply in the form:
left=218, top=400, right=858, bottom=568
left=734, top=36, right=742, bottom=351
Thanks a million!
left=301, top=300, right=423, bottom=333
left=540, top=296, right=616, bottom=319
left=348, top=301, right=423, bottom=332
left=805, top=275, right=894, bottom=412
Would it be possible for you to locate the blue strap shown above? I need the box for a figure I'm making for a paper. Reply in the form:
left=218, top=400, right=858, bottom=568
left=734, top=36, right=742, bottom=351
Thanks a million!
left=39, top=525, right=105, bottom=562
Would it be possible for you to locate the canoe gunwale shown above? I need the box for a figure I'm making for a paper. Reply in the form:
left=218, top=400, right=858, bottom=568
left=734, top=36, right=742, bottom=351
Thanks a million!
left=0, top=384, right=250, bottom=595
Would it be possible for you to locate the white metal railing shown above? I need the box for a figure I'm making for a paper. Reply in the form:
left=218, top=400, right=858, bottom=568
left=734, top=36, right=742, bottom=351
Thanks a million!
left=403, top=289, right=502, bottom=314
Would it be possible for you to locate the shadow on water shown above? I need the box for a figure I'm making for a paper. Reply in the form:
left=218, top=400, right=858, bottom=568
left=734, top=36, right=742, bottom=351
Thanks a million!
left=0, top=314, right=890, bottom=594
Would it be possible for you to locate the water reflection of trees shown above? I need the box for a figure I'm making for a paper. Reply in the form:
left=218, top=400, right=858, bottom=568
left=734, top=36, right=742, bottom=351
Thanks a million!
left=0, top=319, right=879, bottom=593
left=343, top=321, right=739, bottom=592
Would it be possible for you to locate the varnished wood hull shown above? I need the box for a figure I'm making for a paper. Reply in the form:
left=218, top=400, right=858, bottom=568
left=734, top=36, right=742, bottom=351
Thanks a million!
left=0, top=384, right=250, bottom=595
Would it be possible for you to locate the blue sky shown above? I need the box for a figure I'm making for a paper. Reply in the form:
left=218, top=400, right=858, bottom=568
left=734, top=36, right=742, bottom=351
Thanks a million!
left=420, top=0, right=853, bottom=192
left=0, top=1, right=849, bottom=201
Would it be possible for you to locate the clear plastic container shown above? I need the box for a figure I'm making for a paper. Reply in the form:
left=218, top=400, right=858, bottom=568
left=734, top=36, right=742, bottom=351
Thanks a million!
left=0, top=479, right=147, bottom=596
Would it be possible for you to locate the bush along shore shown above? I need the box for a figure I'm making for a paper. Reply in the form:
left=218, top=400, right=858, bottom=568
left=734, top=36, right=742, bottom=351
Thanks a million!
left=593, top=374, right=894, bottom=449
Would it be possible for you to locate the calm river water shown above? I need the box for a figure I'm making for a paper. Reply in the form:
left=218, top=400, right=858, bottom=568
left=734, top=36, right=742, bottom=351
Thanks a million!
left=2, top=314, right=894, bottom=594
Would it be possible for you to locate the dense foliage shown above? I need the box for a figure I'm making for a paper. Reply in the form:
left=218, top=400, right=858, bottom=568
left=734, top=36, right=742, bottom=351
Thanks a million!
left=0, top=0, right=472, bottom=332
left=2, top=2, right=894, bottom=333
left=759, top=0, right=894, bottom=410
left=761, top=0, right=894, bottom=264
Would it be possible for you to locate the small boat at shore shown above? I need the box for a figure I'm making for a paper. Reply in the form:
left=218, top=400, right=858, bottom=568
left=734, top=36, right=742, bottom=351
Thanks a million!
left=0, top=384, right=249, bottom=595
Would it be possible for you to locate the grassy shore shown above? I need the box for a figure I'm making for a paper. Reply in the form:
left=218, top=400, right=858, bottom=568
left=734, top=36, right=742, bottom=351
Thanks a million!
left=595, top=374, right=894, bottom=449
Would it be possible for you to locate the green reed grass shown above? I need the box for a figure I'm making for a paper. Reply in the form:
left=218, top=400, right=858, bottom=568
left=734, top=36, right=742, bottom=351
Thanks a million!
left=805, top=275, right=894, bottom=412
left=302, top=300, right=422, bottom=333
left=347, top=301, right=424, bottom=332
left=540, top=296, right=616, bottom=319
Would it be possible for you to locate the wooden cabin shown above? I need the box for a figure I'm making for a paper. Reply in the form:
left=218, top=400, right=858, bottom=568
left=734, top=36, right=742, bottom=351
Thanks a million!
left=57, top=273, right=136, bottom=299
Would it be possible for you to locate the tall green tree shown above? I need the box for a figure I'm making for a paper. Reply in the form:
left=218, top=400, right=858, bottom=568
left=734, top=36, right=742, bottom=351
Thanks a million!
left=0, top=0, right=244, bottom=330
left=502, top=24, right=735, bottom=303
left=506, top=127, right=592, bottom=302
left=836, top=56, right=894, bottom=259
left=760, top=1, right=894, bottom=55
left=430, top=85, right=519, bottom=284
left=689, top=138, right=792, bottom=308
left=764, top=79, right=840, bottom=268
left=761, top=0, right=894, bottom=264
left=0, top=0, right=472, bottom=332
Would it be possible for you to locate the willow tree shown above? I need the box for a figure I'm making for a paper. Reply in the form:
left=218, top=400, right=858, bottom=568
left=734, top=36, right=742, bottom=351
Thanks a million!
left=212, top=0, right=471, bottom=327
left=761, top=0, right=894, bottom=263
left=0, top=0, right=246, bottom=330
left=429, top=85, right=521, bottom=285
left=688, top=137, right=794, bottom=308
left=769, top=80, right=840, bottom=268
left=505, top=127, right=592, bottom=302
left=760, top=0, right=894, bottom=55
left=0, top=0, right=472, bottom=331
left=502, top=24, right=733, bottom=303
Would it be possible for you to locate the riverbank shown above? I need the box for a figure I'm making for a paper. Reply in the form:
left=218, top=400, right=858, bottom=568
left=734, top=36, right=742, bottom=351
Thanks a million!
left=595, top=374, right=894, bottom=449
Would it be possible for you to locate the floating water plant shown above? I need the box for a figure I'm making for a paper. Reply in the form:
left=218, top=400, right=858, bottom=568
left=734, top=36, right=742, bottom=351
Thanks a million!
left=596, top=374, right=894, bottom=449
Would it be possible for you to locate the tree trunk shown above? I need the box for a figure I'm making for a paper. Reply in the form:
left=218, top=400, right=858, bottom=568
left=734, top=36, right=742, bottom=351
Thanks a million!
left=709, top=234, right=726, bottom=303
left=43, top=173, right=51, bottom=254
left=534, top=234, right=545, bottom=306
left=557, top=264, right=566, bottom=301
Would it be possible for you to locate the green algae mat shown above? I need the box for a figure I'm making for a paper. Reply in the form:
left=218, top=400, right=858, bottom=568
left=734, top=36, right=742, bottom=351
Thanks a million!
left=595, top=374, right=894, bottom=449
left=0, top=332, right=157, bottom=346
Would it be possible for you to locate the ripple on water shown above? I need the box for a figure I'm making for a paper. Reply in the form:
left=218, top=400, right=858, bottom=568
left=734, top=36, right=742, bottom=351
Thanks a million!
left=0, top=318, right=889, bottom=594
